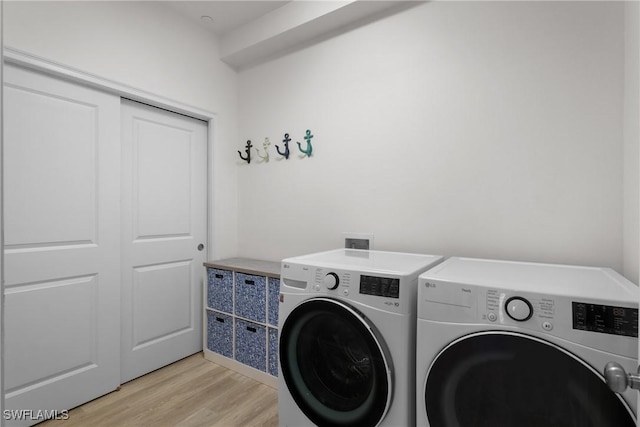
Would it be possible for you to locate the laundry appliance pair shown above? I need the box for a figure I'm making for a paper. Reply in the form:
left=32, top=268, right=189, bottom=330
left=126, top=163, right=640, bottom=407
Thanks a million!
left=278, top=249, right=639, bottom=427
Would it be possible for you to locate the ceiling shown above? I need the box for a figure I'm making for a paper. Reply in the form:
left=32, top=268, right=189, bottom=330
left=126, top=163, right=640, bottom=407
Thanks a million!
left=163, top=1, right=291, bottom=36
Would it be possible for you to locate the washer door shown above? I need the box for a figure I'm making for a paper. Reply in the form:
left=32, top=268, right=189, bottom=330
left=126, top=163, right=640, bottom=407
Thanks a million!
left=280, top=297, right=392, bottom=427
left=424, top=332, right=635, bottom=427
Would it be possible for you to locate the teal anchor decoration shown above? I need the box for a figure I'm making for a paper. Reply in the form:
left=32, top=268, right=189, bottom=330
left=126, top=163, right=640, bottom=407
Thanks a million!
left=255, top=137, right=271, bottom=162
left=296, top=130, right=313, bottom=157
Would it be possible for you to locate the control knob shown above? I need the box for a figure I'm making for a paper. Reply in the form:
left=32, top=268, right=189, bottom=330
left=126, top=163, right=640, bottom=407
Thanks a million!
left=505, top=296, right=533, bottom=321
left=323, top=272, right=340, bottom=290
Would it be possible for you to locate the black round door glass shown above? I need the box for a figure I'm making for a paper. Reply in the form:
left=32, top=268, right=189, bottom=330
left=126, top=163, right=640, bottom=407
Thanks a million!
left=280, top=299, right=390, bottom=427
left=425, top=333, right=635, bottom=427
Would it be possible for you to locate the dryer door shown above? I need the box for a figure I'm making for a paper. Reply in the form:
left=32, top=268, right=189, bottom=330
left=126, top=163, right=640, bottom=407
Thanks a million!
left=424, top=331, right=635, bottom=427
left=280, top=297, right=392, bottom=427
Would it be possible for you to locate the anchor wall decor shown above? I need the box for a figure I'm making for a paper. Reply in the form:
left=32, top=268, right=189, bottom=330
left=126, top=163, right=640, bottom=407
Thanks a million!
left=296, top=130, right=314, bottom=157
left=239, top=129, right=314, bottom=164
left=275, top=133, right=291, bottom=160
left=255, top=138, right=271, bottom=162
left=238, top=140, right=253, bottom=164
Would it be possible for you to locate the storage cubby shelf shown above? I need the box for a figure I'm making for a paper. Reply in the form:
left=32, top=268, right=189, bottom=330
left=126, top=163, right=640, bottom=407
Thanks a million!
left=203, top=258, right=280, bottom=389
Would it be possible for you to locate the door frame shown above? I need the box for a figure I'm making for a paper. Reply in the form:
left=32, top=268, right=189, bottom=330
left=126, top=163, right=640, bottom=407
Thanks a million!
left=1, top=46, right=216, bottom=415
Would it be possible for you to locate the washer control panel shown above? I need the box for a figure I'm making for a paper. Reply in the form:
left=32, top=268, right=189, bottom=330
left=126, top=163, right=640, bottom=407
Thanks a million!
left=313, top=269, right=352, bottom=293
left=308, top=267, right=412, bottom=314
left=312, top=269, right=401, bottom=298
left=322, top=272, right=340, bottom=290
left=359, top=275, right=400, bottom=299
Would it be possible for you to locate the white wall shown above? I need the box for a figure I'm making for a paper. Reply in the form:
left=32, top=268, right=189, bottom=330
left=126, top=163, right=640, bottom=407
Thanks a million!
left=238, top=1, right=630, bottom=275
left=1, top=0, right=5, bottom=421
left=624, top=1, right=640, bottom=284
left=3, top=0, right=239, bottom=259
left=3, top=1, right=636, bottom=280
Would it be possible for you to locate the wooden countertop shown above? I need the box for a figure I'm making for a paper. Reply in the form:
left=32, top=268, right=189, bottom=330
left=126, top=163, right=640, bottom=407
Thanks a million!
left=203, top=258, right=281, bottom=278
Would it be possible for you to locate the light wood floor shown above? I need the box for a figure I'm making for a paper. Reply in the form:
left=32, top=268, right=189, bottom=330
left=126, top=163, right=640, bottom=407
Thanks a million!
left=38, top=353, right=279, bottom=427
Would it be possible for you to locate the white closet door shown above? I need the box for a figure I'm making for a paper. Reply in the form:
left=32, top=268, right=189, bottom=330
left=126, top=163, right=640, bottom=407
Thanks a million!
left=3, top=64, right=121, bottom=425
left=120, top=100, right=207, bottom=383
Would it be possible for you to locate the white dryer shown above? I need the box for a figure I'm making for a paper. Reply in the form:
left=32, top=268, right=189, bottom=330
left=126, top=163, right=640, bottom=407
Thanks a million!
left=279, top=248, right=443, bottom=427
left=416, top=257, right=638, bottom=427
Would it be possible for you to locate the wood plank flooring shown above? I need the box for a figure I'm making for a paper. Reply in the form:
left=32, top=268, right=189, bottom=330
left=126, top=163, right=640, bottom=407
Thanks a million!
left=38, top=353, right=279, bottom=427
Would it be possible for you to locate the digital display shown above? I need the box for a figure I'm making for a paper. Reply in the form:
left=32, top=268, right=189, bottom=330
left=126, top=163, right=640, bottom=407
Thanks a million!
left=360, top=275, right=400, bottom=299
left=572, top=302, right=638, bottom=338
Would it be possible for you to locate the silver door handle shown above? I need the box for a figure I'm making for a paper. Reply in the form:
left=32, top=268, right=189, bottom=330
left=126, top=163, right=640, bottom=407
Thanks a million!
left=604, top=362, right=640, bottom=393
left=197, top=244, right=205, bottom=251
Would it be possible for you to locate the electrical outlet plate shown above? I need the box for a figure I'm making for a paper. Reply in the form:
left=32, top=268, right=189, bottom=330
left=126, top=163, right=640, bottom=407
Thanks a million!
left=342, top=232, right=374, bottom=250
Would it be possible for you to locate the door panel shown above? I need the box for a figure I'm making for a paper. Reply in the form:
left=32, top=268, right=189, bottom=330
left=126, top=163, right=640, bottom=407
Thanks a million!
left=135, top=120, right=192, bottom=238
left=4, top=86, right=97, bottom=247
left=120, top=100, right=207, bottom=383
left=3, top=64, right=120, bottom=425
left=5, top=276, right=98, bottom=389
left=132, top=261, right=192, bottom=348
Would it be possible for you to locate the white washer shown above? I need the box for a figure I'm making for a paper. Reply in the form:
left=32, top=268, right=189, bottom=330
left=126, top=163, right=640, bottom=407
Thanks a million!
left=279, top=248, right=443, bottom=427
left=416, top=257, right=639, bottom=427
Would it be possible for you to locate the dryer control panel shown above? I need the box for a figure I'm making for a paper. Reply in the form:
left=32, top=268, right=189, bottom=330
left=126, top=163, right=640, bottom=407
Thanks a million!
left=484, top=290, right=555, bottom=325
left=418, top=257, right=639, bottom=357
left=482, top=290, right=557, bottom=331
left=419, top=281, right=638, bottom=355
left=572, top=302, right=638, bottom=338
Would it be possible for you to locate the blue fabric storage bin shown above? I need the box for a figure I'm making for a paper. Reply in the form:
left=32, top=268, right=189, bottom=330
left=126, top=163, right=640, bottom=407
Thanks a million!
left=235, top=273, right=266, bottom=323
left=207, top=268, right=233, bottom=314
left=206, top=310, right=233, bottom=358
left=268, top=327, right=278, bottom=377
left=268, top=278, right=280, bottom=327
left=235, top=318, right=266, bottom=372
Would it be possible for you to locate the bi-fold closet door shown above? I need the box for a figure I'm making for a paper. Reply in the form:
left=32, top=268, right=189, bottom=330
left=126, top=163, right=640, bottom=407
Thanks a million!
left=3, top=63, right=207, bottom=424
